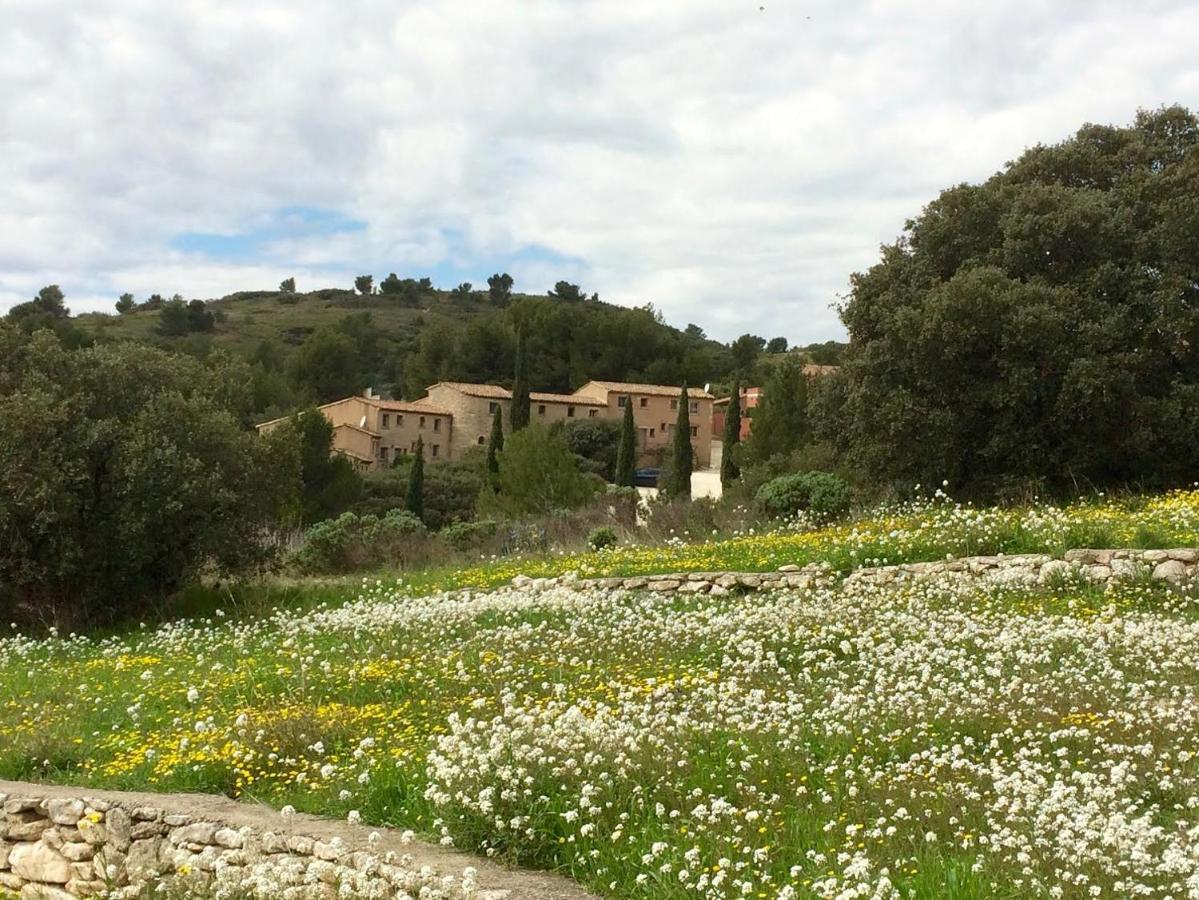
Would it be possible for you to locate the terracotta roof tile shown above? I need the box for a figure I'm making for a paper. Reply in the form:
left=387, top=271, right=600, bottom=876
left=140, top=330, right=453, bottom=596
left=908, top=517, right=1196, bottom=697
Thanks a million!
left=579, top=381, right=715, bottom=400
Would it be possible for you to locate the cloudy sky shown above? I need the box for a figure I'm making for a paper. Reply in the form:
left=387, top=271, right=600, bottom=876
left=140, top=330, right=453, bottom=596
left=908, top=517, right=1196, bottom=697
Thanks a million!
left=1, top=1, right=1195, bottom=342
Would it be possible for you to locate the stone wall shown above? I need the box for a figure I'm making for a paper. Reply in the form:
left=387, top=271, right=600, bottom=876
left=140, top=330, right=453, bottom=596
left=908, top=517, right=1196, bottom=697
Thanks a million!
left=509, top=547, right=1199, bottom=597
left=0, top=791, right=483, bottom=900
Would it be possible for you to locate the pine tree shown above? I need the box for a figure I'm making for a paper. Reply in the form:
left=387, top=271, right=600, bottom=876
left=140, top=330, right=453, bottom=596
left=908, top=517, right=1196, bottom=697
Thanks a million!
left=665, top=383, right=693, bottom=499
left=510, top=327, right=530, bottom=431
left=615, top=400, right=636, bottom=487
left=406, top=437, right=425, bottom=520
left=486, top=404, right=504, bottom=484
left=720, top=378, right=741, bottom=488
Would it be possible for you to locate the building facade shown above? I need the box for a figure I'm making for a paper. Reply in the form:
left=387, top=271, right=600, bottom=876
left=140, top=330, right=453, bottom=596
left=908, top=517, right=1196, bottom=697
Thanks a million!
left=257, top=381, right=714, bottom=471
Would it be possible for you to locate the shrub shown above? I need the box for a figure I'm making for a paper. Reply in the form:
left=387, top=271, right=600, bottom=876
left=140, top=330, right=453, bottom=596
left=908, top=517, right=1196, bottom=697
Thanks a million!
left=490, top=426, right=599, bottom=516
left=292, top=510, right=428, bottom=573
left=755, top=471, right=851, bottom=521
left=441, top=519, right=499, bottom=551
left=588, top=526, right=618, bottom=551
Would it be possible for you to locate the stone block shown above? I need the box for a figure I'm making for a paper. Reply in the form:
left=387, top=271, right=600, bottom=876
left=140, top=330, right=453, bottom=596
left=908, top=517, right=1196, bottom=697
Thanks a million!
left=5, top=820, right=50, bottom=842
left=170, top=822, right=219, bottom=846
left=58, top=842, right=94, bottom=862
left=1168, top=549, right=1199, bottom=563
left=162, top=814, right=193, bottom=827
left=130, top=820, right=168, bottom=840
left=76, top=818, right=106, bottom=845
left=0, top=839, right=11, bottom=867
left=20, top=884, right=74, bottom=900
left=44, top=801, right=82, bottom=828
left=8, top=841, right=71, bottom=883
left=646, top=579, right=680, bottom=591
left=106, top=806, right=131, bottom=851
left=3, top=800, right=39, bottom=816
left=1153, top=559, right=1188, bottom=581
left=131, top=806, right=163, bottom=822
left=677, top=581, right=709, bottom=594
left=125, top=837, right=163, bottom=876
left=0, top=872, right=24, bottom=890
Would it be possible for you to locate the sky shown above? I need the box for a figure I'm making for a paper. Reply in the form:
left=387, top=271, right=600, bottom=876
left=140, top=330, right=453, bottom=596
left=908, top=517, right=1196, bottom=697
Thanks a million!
left=1, top=1, right=1196, bottom=343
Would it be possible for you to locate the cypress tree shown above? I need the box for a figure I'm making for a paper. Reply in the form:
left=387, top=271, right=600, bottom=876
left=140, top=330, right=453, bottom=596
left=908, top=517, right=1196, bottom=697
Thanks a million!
left=615, top=400, right=636, bottom=487
left=720, top=378, right=741, bottom=488
left=406, top=437, right=424, bottom=520
left=510, top=327, right=530, bottom=431
left=665, top=383, right=693, bottom=499
left=486, top=404, right=504, bottom=483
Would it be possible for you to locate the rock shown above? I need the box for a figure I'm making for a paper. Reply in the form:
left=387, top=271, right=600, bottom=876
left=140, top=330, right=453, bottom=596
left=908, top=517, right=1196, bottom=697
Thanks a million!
left=1168, top=548, right=1199, bottom=563
left=65, top=880, right=107, bottom=897
left=0, top=872, right=24, bottom=891
left=646, top=579, right=681, bottom=591
left=708, top=584, right=730, bottom=597
left=784, top=574, right=811, bottom=589
left=125, top=838, right=163, bottom=876
left=3, top=800, right=39, bottom=815
left=76, top=818, right=106, bottom=845
left=162, top=814, right=192, bottom=827
left=81, top=799, right=109, bottom=814
left=130, top=806, right=163, bottom=822
left=58, top=842, right=94, bottom=862
left=130, top=820, right=168, bottom=840
left=1110, top=558, right=1144, bottom=579
left=259, top=832, right=287, bottom=854
left=312, top=840, right=343, bottom=862
left=737, top=574, right=762, bottom=588
left=104, top=806, right=131, bottom=851
left=1153, top=559, right=1188, bottom=581
left=20, top=884, right=75, bottom=900
left=287, top=836, right=314, bottom=855
left=622, top=578, right=647, bottom=590
left=715, top=574, right=739, bottom=589
left=213, top=828, right=243, bottom=849
left=5, top=820, right=50, bottom=842
left=8, top=841, right=71, bottom=883
left=0, top=839, right=12, bottom=867
left=677, top=581, right=709, bottom=594
left=777, top=564, right=801, bottom=573
left=170, top=822, right=219, bottom=846
left=1039, top=559, right=1070, bottom=582
left=1063, top=549, right=1100, bottom=564
left=44, top=801, right=82, bottom=828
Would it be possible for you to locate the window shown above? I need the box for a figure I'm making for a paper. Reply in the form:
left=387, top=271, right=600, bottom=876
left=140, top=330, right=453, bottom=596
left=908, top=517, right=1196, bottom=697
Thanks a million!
left=433, top=418, right=441, bottom=432
left=431, top=444, right=440, bottom=458
left=477, top=436, right=485, bottom=445
left=690, top=426, right=698, bottom=438
left=649, top=427, right=655, bottom=437
left=379, top=446, right=390, bottom=461
left=639, top=397, right=648, bottom=408
left=381, top=413, right=390, bottom=428
left=419, top=416, right=426, bottom=428
left=397, top=414, right=404, bottom=426
left=488, top=401, right=499, bottom=414
left=538, top=404, right=546, bottom=416
left=617, top=396, right=630, bottom=407
left=670, top=399, right=678, bottom=409
left=588, top=408, right=598, bottom=418
left=567, top=406, right=576, bottom=418
left=690, top=402, right=699, bottom=413
left=660, top=422, right=667, bottom=431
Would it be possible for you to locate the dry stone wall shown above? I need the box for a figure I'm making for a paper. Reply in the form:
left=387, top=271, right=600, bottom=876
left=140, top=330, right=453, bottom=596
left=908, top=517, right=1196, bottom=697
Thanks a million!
left=0, top=791, right=499, bottom=900
left=510, top=547, right=1199, bottom=596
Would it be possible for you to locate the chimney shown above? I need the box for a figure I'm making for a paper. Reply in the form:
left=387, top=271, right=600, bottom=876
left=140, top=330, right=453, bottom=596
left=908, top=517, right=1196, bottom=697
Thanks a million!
left=363, top=387, right=378, bottom=400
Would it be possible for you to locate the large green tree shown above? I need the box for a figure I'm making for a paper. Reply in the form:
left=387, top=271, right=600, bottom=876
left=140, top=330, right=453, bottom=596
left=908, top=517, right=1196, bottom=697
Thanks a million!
left=490, top=426, right=598, bottom=515
left=510, top=327, right=531, bottom=430
left=839, top=105, right=1199, bottom=497
left=615, top=401, right=637, bottom=487
left=0, top=326, right=299, bottom=627
left=662, top=384, right=693, bottom=499
left=720, top=378, right=742, bottom=487
left=486, top=404, right=504, bottom=483
left=406, top=437, right=425, bottom=520
left=747, top=358, right=810, bottom=463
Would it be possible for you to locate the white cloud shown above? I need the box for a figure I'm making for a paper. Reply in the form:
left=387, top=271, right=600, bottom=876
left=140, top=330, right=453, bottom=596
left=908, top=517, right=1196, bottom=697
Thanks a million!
left=0, top=0, right=1195, bottom=342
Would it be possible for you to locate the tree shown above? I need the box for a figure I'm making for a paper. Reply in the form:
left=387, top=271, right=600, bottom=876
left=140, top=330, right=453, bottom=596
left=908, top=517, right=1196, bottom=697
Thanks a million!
left=748, top=357, right=810, bottom=463
left=354, top=274, right=374, bottom=295
left=549, top=281, right=585, bottom=302
left=487, top=273, right=513, bottom=304
left=451, top=282, right=473, bottom=301
left=663, top=383, right=693, bottom=499
left=840, top=104, right=1199, bottom=497
left=490, top=426, right=598, bottom=515
left=721, top=378, right=742, bottom=487
left=562, top=417, right=622, bottom=480
left=157, top=297, right=191, bottom=336
left=288, top=407, right=363, bottom=523
left=0, top=325, right=300, bottom=628
left=280, top=277, right=296, bottom=294
left=510, top=327, right=531, bottom=431
left=6, top=285, right=88, bottom=348
left=116, top=292, right=135, bottom=314
left=615, top=400, right=636, bottom=487
left=766, top=337, right=789, bottom=354
left=730, top=333, right=766, bottom=374
left=406, top=437, right=425, bottom=520
left=486, top=404, right=504, bottom=483
left=291, top=327, right=367, bottom=402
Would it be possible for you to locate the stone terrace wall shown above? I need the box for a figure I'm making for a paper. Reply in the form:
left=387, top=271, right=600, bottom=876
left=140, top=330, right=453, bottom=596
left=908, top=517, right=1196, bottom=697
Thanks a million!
left=0, top=789, right=533, bottom=900
left=508, top=547, right=1199, bottom=597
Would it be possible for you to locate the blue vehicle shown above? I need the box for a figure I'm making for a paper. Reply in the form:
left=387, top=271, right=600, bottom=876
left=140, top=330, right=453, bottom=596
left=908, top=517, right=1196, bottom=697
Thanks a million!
left=634, top=467, right=660, bottom=487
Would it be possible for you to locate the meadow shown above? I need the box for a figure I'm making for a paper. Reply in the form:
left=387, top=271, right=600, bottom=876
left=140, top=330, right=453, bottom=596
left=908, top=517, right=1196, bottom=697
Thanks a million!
left=3, top=491, right=1199, bottom=898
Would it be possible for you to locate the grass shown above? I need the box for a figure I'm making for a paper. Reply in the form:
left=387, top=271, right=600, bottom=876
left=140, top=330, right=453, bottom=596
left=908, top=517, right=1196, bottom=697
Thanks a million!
left=3, top=490, right=1199, bottom=897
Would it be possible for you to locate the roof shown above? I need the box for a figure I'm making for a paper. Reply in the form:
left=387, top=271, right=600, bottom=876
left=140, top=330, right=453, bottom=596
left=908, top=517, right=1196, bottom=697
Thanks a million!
left=578, top=381, right=715, bottom=400
left=428, top=381, right=512, bottom=399
left=369, top=398, right=452, bottom=416
left=332, top=421, right=378, bottom=438
left=531, top=391, right=605, bottom=406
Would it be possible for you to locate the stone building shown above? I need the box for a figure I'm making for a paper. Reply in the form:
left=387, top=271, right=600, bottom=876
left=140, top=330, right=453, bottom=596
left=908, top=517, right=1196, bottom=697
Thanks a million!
left=256, top=381, right=714, bottom=471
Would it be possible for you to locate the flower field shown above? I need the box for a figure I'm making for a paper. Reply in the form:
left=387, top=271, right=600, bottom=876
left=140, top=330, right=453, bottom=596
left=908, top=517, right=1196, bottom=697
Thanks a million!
left=3, top=492, right=1199, bottom=898
left=405, top=489, right=1199, bottom=593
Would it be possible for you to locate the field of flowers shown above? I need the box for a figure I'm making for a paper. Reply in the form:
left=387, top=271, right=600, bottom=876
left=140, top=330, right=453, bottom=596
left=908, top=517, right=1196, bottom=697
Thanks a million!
left=402, top=488, right=1199, bottom=593
left=5, top=502, right=1199, bottom=897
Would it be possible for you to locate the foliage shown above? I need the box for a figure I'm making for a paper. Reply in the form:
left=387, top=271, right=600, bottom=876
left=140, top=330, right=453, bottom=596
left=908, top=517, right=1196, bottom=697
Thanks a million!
left=614, top=401, right=636, bottom=488
left=292, top=509, right=426, bottom=574
left=354, top=274, right=373, bottom=295
left=285, top=408, right=363, bottom=523
left=510, top=327, right=530, bottom=430
left=440, top=518, right=498, bottom=550
left=488, top=426, right=599, bottom=516
left=487, top=272, right=513, bottom=305
left=561, top=417, right=621, bottom=482
left=548, top=280, right=585, bottom=302
left=746, top=356, right=810, bottom=463
left=5, top=284, right=90, bottom=348
left=755, top=471, right=852, bottom=520
left=840, top=104, right=1199, bottom=498
left=729, top=333, right=765, bottom=373
left=720, top=378, right=742, bottom=487
left=486, top=404, right=503, bottom=482
left=587, top=526, right=618, bottom=551
left=115, top=292, right=135, bottom=314
left=290, top=327, right=369, bottom=403
left=0, top=325, right=299, bottom=627
left=765, top=336, right=788, bottom=353
left=661, top=384, right=692, bottom=499
left=406, top=438, right=425, bottom=520
left=279, top=277, right=296, bottom=294
left=158, top=297, right=215, bottom=336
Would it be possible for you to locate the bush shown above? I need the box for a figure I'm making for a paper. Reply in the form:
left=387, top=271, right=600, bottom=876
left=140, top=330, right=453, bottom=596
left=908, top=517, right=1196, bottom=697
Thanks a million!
left=588, top=526, right=618, bottom=551
left=292, top=510, right=428, bottom=573
left=755, top=471, right=851, bottom=521
left=441, top=519, right=499, bottom=551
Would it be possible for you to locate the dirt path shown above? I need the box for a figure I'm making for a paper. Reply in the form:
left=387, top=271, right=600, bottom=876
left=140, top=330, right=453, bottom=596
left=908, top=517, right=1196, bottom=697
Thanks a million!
left=0, top=779, right=598, bottom=900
